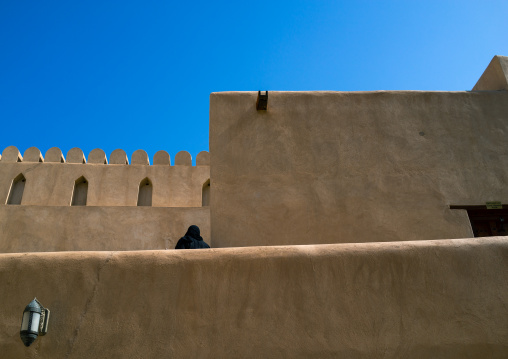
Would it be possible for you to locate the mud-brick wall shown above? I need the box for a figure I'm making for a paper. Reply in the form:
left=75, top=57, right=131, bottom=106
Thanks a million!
left=210, top=90, right=508, bottom=247
left=0, top=147, right=211, bottom=252
left=0, top=206, right=210, bottom=252
left=0, top=147, right=210, bottom=207
left=0, top=237, right=507, bottom=358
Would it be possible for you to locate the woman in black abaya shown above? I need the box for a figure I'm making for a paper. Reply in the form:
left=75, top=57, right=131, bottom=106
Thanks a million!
left=175, top=225, right=210, bottom=249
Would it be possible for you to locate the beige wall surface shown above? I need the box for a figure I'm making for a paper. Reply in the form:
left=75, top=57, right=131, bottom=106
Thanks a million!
left=210, top=91, right=508, bottom=247
left=0, top=237, right=507, bottom=358
left=0, top=206, right=210, bottom=252
left=473, top=55, right=508, bottom=91
left=0, top=161, right=209, bottom=207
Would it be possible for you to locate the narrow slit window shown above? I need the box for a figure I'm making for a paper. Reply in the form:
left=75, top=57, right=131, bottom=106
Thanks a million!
left=137, top=178, right=152, bottom=206
left=71, top=176, right=88, bottom=206
left=202, top=179, right=210, bottom=207
left=6, top=174, right=26, bottom=205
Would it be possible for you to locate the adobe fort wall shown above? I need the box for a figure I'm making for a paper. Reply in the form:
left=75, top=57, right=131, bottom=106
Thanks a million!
left=0, top=147, right=210, bottom=207
left=210, top=90, right=508, bottom=247
left=0, top=206, right=210, bottom=252
left=1, top=237, right=506, bottom=358
left=0, top=147, right=211, bottom=252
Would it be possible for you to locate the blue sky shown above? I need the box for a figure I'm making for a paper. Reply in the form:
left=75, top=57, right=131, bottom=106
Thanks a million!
left=0, top=1, right=507, bottom=164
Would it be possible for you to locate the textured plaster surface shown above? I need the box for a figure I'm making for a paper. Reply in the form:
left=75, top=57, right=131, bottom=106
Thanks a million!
left=88, top=149, right=107, bottom=164
left=153, top=150, right=171, bottom=165
left=0, top=206, right=210, bottom=252
left=1, top=146, right=22, bottom=162
left=109, top=149, right=129, bottom=165
left=45, top=147, right=65, bottom=163
left=210, top=91, right=508, bottom=247
left=175, top=151, right=192, bottom=165
left=0, top=237, right=507, bottom=358
left=66, top=148, right=86, bottom=164
left=0, top=162, right=209, bottom=207
left=23, top=147, right=44, bottom=163
left=131, top=149, right=150, bottom=165
left=196, top=150, right=210, bottom=166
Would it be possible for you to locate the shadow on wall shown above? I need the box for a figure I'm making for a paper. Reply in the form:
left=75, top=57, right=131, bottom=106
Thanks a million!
left=202, top=179, right=210, bottom=207
left=137, top=178, right=153, bottom=206
left=71, top=176, right=88, bottom=206
left=6, top=173, right=25, bottom=205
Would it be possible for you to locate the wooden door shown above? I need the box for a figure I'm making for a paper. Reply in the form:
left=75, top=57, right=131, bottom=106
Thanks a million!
left=466, top=209, right=508, bottom=237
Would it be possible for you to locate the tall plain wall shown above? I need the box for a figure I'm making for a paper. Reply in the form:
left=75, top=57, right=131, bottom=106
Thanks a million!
left=210, top=91, right=508, bottom=247
left=1, top=237, right=507, bottom=358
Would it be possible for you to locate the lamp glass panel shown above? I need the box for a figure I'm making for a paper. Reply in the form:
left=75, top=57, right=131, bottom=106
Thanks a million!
left=30, top=313, right=41, bottom=332
left=21, top=311, right=30, bottom=331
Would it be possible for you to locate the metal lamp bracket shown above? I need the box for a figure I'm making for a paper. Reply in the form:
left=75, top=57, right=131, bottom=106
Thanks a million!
left=34, top=298, right=50, bottom=336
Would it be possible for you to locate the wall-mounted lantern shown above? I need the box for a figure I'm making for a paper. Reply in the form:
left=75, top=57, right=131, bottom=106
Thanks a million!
left=256, top=91, right=268, bottom=111
left=20, top=298, right=50, bottom=347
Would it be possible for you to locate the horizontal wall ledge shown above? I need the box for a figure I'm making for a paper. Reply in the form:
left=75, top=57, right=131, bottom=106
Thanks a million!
left=0, top=237, right=507, bottom=358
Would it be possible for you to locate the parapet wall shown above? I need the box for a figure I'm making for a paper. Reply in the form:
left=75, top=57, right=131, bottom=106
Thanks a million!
left=0, top=205, right=210, bottom=252
left=0, top=146, right=210, bottom=166
left=1, top=237, right=507, bottom=358
left=0, top=146, right=210, bottom=207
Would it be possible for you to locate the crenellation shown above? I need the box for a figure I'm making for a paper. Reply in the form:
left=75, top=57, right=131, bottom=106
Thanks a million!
left=153, top=150, right=170, bottom=165
left=88, top=148, right=108, bottom=164
left=110, top=149, right=129, bottom=164
left=132, top=149, right=150, bottom=165
left=67, top=148, right=87, bottom=164
left=0, top=146, right=209, bottom=167
left=45, top=147, right=65, bottom=163
left=175, top=151, right=192, bottom=166
left=196, top=151, right=210, bottom=166
left=23, top=147, right=43, bottom=162
left=1, top=146, right=22, bottom=163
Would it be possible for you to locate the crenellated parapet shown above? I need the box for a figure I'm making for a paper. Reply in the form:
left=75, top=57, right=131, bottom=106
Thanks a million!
left=0, top=146, right=210, bottom=166
left=0, top=146, right=210, bottom=208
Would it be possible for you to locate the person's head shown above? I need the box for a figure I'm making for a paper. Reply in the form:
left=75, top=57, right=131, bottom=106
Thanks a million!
left=185, top=225, right=200, bottom=239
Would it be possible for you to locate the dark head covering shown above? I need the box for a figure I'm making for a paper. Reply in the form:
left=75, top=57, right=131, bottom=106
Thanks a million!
left=185, top=225, right=203, bottom=241
left=175, top=225, right=210, bottom=249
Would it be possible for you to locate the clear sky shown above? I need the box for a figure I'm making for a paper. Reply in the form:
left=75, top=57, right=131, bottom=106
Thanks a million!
left=1, top=1, right=506, bottom=163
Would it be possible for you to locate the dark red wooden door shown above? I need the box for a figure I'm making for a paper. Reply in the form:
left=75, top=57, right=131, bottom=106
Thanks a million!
left=466, top=209, right=508, bottom=237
